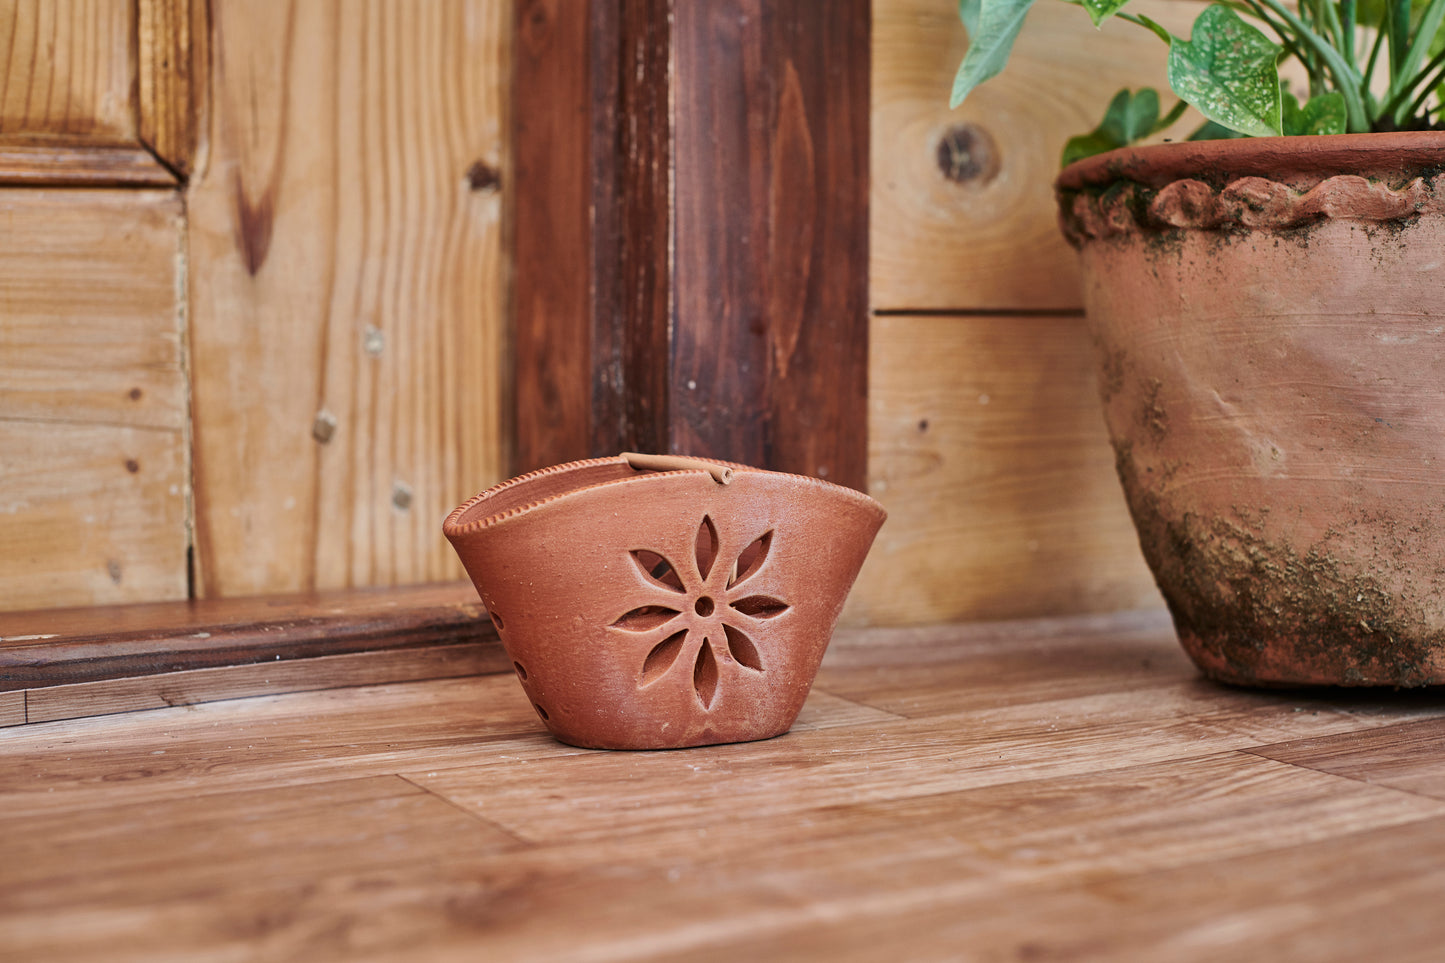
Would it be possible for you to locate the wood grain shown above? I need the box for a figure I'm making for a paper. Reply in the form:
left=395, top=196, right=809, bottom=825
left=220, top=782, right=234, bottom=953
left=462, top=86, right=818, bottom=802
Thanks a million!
left=188, top=0, right=509, bottom=597
left=1, top=579, right=502, bottom=727
left=847, top=312, right=1161, bottom=626
left=0, top=189, right=188, bottom=611
left=1251, top=715, right=1445, bottom=800
left=137, top=0, right=207, bottom=178
left=0, top=582, right=498, bottom=715
left=0, top=690, right=21, bottom=727
left=512, top=0, right=870, bottom=490
left=0, top=0, right=197, bottom=185
left=0, top=0, right=134, bottom=141
left=0, top=143, right=176, bottom=185
left=677, top=816, right=1445, bottom=962
left=25, top=639, right=506, bottom=723
left=871, top=0, right=1206, bottom=311
left=5, top=613, right=1445, bottom=960
left=669, top=0, right=870, bottom=488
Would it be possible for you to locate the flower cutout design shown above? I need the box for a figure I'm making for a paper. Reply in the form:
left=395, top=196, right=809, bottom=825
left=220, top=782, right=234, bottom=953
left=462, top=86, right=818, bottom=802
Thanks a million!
left=609, top=515, right=789, bottom=709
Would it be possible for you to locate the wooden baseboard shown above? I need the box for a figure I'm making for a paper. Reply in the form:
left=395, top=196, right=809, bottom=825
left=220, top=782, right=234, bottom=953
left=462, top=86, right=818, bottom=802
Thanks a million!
left=0, top=583, right=503, bottom=726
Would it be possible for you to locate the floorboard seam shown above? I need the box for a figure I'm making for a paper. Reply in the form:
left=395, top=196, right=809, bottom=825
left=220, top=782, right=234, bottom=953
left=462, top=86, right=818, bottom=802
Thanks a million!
left=1239, top=747, right=1445, bottom=805
left=396, top=773, right=536, bottom=846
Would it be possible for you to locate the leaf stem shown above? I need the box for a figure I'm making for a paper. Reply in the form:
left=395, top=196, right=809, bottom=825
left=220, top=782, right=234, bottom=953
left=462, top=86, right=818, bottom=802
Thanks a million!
left=1399, top=52, right=1445, bottom=123
left=1117, top=11, right=1173, bottom=46
left=1389, top=0, right=1445, bottom=124
left=1237, top=0, right=1323, bottom=92
left=1340, top=0, right=1357, bottom=69
left=1252, top=0, right=1370, bottom=130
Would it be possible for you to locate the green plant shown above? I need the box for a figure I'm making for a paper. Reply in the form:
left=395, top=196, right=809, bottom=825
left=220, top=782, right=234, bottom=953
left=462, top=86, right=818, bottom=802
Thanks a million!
left=951, top=0, right=1445, bottom=165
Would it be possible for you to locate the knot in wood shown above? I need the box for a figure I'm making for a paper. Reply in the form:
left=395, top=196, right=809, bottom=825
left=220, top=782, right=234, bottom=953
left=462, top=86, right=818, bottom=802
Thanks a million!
left=936, top=124, right=999, bottom=186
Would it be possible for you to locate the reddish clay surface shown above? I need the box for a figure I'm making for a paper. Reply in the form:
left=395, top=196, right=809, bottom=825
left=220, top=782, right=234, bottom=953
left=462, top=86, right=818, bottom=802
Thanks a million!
left=1058, top=134, right=1445, bottom=687
left=444, top=455, right=886, bottom=748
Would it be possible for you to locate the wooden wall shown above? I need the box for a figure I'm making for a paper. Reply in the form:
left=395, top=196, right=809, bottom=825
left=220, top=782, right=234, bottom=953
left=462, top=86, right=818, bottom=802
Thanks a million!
left=187, top=0, right=508, bottom=597
left=0, top=0, right=509, bottom=613
left=4, top=0, right=1187, bottom=625
left=843, top=0, right=1208, bottom=624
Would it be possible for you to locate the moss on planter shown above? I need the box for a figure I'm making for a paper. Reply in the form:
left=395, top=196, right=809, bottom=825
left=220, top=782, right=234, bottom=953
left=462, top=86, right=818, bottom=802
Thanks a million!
left=1111, top=438, right=1443, bottom=687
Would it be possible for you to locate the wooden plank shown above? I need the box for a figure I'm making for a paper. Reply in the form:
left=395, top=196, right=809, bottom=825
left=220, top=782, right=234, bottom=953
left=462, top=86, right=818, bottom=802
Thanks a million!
left=820, top=609, right=1192, bottom=716
left=0, top=775, right=520, bottom=959
left=0, top=189, right=187, bottom=612
left=0, top=674, right=568, bottom=819
left=0, top=674, right=891, bottom=820
left=688, top=814, right=1445, bottom=962
left=24, top=640, right=507, bottom=724
left=404, top=682, right=1429, bottom=844
left=0, top=0, right=135, bottom=141
left=416, top=757, right=1443, bottom=962
left=870, top=0, right=1206, bottom=311
left=847, top=312, right=1161, bottom=626
left=0, top=690, right=22, bottom=726
left=0, top=144, right=176, bottom=185
left=512, top=0, right=870, bottom=490
left=188, top=0, right=509, bottom=597
left=510, top=0, right=595, bottom=471
left=137, top=0, right=207, bottom=179
left=0, top=190, right=186, bottom=431
left=0, top=582, right=495, bottom=691
left=1, top=615, right=1445, bottom=959
left=0, top=0, right=200, bottom=185
left=669, top=0, right=870, bottom=487
left=8, top=753, right=1443, bottom=962
left=1251, top=716, right=1445, bottom=800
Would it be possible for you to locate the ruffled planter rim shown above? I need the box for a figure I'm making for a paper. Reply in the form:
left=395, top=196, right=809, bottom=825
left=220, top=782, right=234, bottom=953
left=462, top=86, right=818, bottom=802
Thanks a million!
left=1054, top=131, right=1445, bottom=245
left=1056, top=130, right=1445, bottom=193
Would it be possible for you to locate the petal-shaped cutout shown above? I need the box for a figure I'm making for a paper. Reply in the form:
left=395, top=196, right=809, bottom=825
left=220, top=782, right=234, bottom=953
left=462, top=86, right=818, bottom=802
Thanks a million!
left=630, top=550, right=685, bottom=592
left=611, top=605, right=681, bottom=631
left=694, top=639, right=718, bottom=708
left=729, top=596, right=789, bottom=619
left=641, top=630, right=688, bottom=685
left=723, top=624, right=763, bottom=672
left=695, top=516, right=719, bottom=580
left=728, top=531, right=773, bottom=588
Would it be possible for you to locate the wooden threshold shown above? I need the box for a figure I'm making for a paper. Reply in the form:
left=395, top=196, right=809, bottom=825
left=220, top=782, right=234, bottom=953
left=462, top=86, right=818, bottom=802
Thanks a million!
left=0, top=583, right=503, bottom=726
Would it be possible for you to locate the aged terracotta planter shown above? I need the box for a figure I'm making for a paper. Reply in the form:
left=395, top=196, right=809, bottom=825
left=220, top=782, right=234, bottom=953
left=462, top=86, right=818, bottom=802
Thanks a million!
left=1057, top=132, right=1445, bottom=687
left=443, top=453, right=886, bottom=748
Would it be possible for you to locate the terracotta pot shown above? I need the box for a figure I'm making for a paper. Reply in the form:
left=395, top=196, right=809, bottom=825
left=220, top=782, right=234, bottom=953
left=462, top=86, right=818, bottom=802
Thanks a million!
left=1057, top=132, right=1445, bottom=687
left=443, top=453, right=886, bottom=748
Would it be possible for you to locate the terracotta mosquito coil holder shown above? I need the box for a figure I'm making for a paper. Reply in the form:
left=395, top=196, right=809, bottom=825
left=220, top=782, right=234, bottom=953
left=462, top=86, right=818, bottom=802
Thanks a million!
left=443, top=453, right=887, bottom=750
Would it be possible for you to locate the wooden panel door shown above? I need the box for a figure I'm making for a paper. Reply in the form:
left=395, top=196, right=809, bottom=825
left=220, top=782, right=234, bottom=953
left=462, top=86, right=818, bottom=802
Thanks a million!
left=187, top=0, right=509, bottom=596
left=0, top=0, right=511, bottom=612
left=0, top=0, right=199, bottom=611
left=0, top=0, right=203, bottom=184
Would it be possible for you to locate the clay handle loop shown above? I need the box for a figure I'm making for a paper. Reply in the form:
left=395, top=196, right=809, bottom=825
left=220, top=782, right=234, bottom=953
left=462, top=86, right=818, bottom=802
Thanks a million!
left=622, top=452, right=734, bottom=485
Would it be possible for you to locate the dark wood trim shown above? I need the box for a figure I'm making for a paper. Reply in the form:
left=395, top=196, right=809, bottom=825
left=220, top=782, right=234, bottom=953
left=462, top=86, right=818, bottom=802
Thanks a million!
left=510, top=0, right=871, bottom=490
left=511, top=0, right=594, bottom=474
left=0, top=583, right=502, bottom=697
left=588, top=0, right=674, bottom=458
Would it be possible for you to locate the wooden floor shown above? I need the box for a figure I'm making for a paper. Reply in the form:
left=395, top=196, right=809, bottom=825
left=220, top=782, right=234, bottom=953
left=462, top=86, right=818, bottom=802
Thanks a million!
left=6, top=609, right=1445, bottom=961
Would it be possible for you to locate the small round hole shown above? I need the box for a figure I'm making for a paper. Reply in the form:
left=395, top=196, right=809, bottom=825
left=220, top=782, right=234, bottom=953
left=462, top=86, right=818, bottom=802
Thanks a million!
left=513, top=661, right=528, bottom=681
left=533, top=703, right=549, bottom=721
left=489, top=610, right=505, bottom=631
left=695, top=596, right=715, bottom=617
